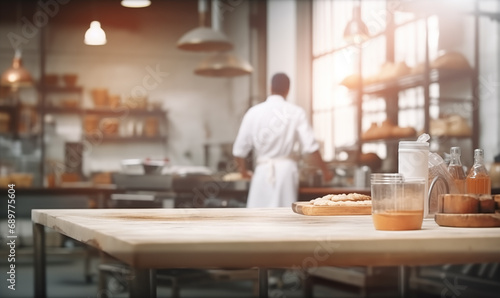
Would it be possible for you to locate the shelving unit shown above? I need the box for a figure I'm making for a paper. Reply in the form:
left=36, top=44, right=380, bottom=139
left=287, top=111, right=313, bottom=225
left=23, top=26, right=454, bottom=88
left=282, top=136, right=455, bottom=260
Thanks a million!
left=341, top=5, right=481, bottom=171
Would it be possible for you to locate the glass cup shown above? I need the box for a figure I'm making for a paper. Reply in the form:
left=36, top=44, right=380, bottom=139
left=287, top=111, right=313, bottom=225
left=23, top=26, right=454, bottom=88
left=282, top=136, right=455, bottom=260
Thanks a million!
left=371, top=173, right=425, bottom=231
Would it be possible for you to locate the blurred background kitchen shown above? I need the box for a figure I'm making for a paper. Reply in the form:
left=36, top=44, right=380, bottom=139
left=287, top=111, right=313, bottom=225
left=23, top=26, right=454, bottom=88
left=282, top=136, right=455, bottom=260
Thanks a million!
left=0, top=0, right=499, bottom=296
left=0, top=0, right=499, bottom=191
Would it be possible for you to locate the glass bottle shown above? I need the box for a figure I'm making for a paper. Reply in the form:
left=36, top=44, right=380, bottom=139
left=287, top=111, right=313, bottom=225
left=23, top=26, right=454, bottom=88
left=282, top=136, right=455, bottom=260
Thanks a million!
left=447, top=147, right=466, bottom=193
left=466, top=149, right=491, bottom=195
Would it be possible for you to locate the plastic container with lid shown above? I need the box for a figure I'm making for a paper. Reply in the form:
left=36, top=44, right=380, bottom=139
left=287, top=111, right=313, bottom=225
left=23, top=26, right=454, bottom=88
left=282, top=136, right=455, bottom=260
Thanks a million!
left=371, top=173, right=425, bottom=231
left=398, top=140, right=429, bottom=216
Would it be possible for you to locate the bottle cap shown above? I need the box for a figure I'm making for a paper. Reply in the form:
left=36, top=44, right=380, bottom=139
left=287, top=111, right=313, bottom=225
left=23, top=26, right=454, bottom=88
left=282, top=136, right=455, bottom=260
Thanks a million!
left=450, top=147, right=461, bottom=156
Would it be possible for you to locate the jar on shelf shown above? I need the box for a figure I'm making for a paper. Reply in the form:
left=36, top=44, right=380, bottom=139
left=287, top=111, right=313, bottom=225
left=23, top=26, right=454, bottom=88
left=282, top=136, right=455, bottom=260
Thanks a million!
left=83, top=115, right=99, bottom=134
left=143, top=117, right=159, bottom=137
left=100, top=118, right=120, bottom=136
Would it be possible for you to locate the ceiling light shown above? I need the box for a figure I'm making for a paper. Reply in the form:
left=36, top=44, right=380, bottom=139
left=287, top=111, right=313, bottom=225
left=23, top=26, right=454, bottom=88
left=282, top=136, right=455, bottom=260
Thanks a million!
left=194, top=52, right=253, bottom=77
left=194, top=0, right=252, bottom=77
left=177, top=0, right=233, bottom=52
left=343, top=4, right=369, bottom=45
left=121, top=0, right=151, bottom=8
left=84, top=21, right=107, bottom=46
left=1, top=49, right=33, bottom=89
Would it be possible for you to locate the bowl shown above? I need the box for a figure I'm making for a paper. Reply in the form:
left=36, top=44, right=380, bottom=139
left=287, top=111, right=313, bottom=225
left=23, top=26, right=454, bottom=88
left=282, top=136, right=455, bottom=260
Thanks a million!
left=62, top=74, right=78, bottom=87
left=142, top=159, right=168, bottom=174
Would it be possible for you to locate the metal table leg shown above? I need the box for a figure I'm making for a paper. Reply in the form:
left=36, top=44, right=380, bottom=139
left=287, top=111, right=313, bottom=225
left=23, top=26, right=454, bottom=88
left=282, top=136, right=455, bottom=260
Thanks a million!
left=34, top=223, right=46, bottom=298
left=399, top=265, right=409, bottom=298
left=129, top=268, right=156, bottom=298
left=259, top=268, right=268, bottom=298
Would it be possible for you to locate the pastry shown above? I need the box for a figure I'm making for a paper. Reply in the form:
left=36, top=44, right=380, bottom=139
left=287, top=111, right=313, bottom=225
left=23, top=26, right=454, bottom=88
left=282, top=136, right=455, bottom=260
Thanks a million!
left=340, top=74, right=361, bottom=89
left=310, top=193, right=372, bottom=206
left=362, top=122, right=379, bottom=140
left=431, top=51, right=471, bottom=70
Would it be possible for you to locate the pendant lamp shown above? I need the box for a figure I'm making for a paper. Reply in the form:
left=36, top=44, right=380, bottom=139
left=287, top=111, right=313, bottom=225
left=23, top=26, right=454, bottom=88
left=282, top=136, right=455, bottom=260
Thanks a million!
left=177, top=0, right=233, bottom=52
left=194, top=0, right=252, bottom=77
left=84, top=21, right=107, bottom=46
left=194, top=52, right=253, bottom=77
left=1, top=49, right=33, bottom=89
left=121, top=0, right=151, bottom=8
left=343, top=4, right=369, bottom=44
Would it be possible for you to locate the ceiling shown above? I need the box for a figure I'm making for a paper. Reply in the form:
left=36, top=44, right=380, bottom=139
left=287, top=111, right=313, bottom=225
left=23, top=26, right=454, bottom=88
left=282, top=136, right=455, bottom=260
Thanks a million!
left=0, top=0, right=199, bottom=32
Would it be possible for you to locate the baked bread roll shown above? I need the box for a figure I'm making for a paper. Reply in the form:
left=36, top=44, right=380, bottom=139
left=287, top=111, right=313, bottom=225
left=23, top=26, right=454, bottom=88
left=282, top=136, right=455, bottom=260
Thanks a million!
left=362, top=122, right=379, bottom=140
left=447, top=115, right=472, bottom=137
left=379, top=119, right=395, bottom=139
left=431, top=51, right=471, bottom=70
left=391, top=126, right=417, bottom=138
left=340, top=74, right=361, bottom=89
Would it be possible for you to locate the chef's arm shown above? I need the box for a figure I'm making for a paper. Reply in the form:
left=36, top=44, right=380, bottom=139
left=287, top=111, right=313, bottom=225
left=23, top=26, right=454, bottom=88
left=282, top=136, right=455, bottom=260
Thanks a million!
left=235, top=157, right=252, bottom=179
left=308, top=150, right=334, bottom=182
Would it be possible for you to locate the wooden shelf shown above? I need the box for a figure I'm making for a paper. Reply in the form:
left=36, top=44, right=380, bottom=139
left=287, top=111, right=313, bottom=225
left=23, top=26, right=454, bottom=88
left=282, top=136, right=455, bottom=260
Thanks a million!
left=84, top=108, right=167, bottom=117
left=360, top=136, right=417, bottom=145
left=362, top=69, right=474, bottom=95
left=44, top=106, right=82, bottom=115
left=85, top=135, right=168, bottom=143
left=43, top=107, right=167, bottom=118
left=39, top=85, right=83, bottom=93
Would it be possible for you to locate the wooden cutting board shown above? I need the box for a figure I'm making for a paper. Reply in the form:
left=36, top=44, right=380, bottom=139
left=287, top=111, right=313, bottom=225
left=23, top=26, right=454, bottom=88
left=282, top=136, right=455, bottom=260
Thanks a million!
left=292, top=202, right=371, bottom=216
left=435, top=213, right=500, bottom=228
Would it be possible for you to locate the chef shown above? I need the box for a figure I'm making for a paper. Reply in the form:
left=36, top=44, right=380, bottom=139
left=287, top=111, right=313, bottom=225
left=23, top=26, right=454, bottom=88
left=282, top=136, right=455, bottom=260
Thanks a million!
left=233, top=73, right=333, bottom=207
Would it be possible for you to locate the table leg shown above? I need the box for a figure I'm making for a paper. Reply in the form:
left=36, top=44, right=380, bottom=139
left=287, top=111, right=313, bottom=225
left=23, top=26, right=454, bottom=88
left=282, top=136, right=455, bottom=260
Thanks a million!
left=399, top=265, right=409, bottom=298
left=129, top=268, right=156, bottom=298
left=33, top=223, right=46, bottom=298
left=258, top=268, right=268, bottom=298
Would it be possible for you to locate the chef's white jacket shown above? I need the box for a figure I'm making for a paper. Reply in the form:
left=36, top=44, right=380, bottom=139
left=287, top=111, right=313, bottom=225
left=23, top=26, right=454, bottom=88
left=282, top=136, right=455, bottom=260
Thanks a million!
left=233, top=95, right=319, bottom=207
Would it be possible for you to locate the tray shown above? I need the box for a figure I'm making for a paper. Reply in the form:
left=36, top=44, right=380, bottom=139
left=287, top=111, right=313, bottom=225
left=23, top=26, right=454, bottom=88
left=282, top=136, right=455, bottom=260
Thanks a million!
left=292, top=202, right=371, bottom=216
left=434, top=213, right=500, bottom=228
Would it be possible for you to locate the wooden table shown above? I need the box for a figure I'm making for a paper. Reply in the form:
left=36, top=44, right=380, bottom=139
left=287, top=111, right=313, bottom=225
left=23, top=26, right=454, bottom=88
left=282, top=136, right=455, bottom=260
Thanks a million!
left=32, top=208, right=500, bottom=298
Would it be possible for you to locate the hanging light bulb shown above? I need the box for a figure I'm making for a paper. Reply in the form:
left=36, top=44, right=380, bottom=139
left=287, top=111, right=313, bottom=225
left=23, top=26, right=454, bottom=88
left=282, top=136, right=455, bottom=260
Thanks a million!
left=84, top=21, right=107, bottom=46
left=1, top=49, right=33, bottom=89
left=121, top=0, right=151, bottom=8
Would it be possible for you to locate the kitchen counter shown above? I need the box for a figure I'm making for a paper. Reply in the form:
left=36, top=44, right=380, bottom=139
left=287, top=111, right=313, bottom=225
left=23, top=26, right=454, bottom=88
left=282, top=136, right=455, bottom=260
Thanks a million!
left=32, top=208, right=500, bottom=297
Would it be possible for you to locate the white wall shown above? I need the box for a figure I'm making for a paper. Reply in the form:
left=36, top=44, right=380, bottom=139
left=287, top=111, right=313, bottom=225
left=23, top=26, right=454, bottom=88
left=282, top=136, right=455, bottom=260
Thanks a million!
left=267, top=0, right=297, bottom=104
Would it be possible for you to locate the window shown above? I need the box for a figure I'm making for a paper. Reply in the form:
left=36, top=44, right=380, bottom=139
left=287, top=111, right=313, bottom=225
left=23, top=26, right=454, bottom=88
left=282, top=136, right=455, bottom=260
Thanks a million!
left=311, top=0, right=438, bottom=162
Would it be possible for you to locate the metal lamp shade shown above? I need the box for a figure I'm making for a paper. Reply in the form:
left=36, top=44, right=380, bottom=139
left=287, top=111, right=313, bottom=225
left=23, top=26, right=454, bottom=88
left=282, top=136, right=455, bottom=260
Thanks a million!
left=194, top=52, right=253, bottom=77
left=177, top=27, right=233, bottom=52
left=343, top=6, right=369, bottom=44
left=1, top=51, right=33, bottom=88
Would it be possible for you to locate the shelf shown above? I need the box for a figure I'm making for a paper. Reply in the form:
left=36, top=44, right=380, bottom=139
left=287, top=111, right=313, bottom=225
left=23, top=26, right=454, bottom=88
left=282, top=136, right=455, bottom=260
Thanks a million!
left=84, top=108, right=167, bottom=117
left=430, top=97, right=474, bottom=104
left=39, top=85, right=83, bottom=93
left=42, top=107, right=167, bottom=117
left=360, top=136, right=417, bottom=145
left=87, top=135, right=168, bottom=143
left=430, top=135, right=473, bottom=141
left=362, top=68, right=474, bottom=95
left=0, top=105, right=16, bottom=112
left=0, top=131, right=40, bottom=140
left=44, top=106, right=82, bottom=115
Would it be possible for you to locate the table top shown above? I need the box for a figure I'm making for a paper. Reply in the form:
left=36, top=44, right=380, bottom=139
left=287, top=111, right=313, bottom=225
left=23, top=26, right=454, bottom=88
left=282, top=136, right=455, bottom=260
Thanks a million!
left=32, top=208, right=500, bottom=269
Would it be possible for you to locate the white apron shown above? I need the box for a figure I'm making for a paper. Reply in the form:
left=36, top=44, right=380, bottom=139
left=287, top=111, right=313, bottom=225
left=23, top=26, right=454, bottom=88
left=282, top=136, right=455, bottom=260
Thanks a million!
left=246, top=157, right=299, bottom=208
